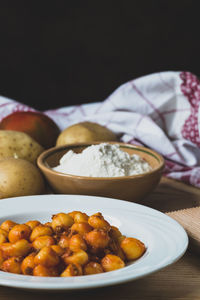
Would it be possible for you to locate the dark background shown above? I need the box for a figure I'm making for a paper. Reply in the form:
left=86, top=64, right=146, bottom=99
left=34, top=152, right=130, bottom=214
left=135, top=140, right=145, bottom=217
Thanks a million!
left=0, top=1, right=199, bottom=111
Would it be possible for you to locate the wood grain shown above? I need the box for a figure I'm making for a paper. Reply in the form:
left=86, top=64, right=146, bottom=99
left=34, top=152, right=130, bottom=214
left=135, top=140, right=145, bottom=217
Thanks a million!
left=1, top=177, right=200, bottom=300
left=141, top=176, right=200, bottom=212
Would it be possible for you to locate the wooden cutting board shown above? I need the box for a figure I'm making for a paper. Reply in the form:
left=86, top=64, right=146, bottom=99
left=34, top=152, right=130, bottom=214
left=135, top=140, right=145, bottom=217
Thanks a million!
left=167, top=207, right=200, bottom=251
left=141, top=177, right=200, bottom=252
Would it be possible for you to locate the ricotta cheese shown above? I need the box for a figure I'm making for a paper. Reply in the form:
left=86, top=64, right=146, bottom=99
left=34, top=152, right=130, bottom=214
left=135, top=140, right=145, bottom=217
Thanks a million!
left=53, top=143, right=151, bottom=177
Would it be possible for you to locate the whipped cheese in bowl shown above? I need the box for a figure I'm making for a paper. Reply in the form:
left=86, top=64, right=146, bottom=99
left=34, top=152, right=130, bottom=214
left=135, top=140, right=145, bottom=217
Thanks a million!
left=53, top=143, right=151, bottom=177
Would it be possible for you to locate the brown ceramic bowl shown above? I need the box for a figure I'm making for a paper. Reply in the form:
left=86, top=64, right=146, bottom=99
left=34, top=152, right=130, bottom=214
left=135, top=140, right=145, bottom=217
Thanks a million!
left=37, top=142, right=165, bottom=202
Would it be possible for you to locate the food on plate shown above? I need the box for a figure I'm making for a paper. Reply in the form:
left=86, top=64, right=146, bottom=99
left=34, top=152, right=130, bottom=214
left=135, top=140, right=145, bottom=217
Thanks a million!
left=61, top=262, right=83, bottom=277
left=0, top=211, right=146, bottom=276
left=0, top=220, right=17, bottom=232
left=0, top=130, right=43, bottom=164
left=0, top=239, right=31, bottom=258
left=83, top=261, right=103, bottom=275
left=120, top=237, right=146, bottom=260
left=101, top=254, right=125, bottom=272
left=8, top=224, right=31, bottom=243
left=51, top=213, right=74, bottom=232
left=0, top=158, right=45, bottom=199
left=29, top=224, right=53, bottom=242
left=1, top=256, right=22, bottom=274
left=32, top=236, right=55, bottom=251
left=33, top=264, right=58, bottom=277
left=56, top=121, right=117, bottom=146
left=53, top=143, right=152, bottom=177
left=0, top=229, right=8, bottom=244
left=0, top=111, right=60, bottom=149
left=25, top=220, right=40, bottom=230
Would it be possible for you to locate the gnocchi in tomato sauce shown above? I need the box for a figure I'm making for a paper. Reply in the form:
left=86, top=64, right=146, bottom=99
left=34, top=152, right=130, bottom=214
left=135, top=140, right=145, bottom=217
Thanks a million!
left=0, top=211, right=146, bottom=277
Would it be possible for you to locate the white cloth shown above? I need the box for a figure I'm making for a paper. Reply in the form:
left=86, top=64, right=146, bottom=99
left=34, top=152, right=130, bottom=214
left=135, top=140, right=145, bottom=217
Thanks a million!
left=1, top=71, right=200, bottom=186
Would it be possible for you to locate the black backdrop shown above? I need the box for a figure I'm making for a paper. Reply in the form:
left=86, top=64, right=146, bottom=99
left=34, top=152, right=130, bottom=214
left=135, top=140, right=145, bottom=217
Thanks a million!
left=0, top=1, right=200, bottom=111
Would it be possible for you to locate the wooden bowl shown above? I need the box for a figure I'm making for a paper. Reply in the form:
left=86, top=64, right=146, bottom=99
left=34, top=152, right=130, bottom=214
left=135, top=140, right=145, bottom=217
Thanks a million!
left=37, top=142, right=165, bottom=202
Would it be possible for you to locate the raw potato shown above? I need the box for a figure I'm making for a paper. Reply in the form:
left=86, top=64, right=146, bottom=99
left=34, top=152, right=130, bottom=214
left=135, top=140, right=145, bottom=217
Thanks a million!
left=0, top=130, right=44, bottom=163
left=56, top=122, right=117, bottom=146
left=0, top=158, right=45, bottom=199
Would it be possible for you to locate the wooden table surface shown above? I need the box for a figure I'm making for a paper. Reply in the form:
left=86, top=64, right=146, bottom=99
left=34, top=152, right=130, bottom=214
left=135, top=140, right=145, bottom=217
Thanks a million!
left=1, top=177, right=200, bottom=300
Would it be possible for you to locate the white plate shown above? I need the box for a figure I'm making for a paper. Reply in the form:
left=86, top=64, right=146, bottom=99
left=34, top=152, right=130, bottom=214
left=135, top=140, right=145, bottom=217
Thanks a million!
left=0, top=194, right=188, bottom=291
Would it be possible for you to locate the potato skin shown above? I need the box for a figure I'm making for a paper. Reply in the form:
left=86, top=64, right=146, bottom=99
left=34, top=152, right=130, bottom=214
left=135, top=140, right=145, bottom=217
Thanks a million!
left=0, top=130, right=43, bottom=164
left=56, top=122, right=117, bottom=146
left=0, top=158, right=45, bottom=199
